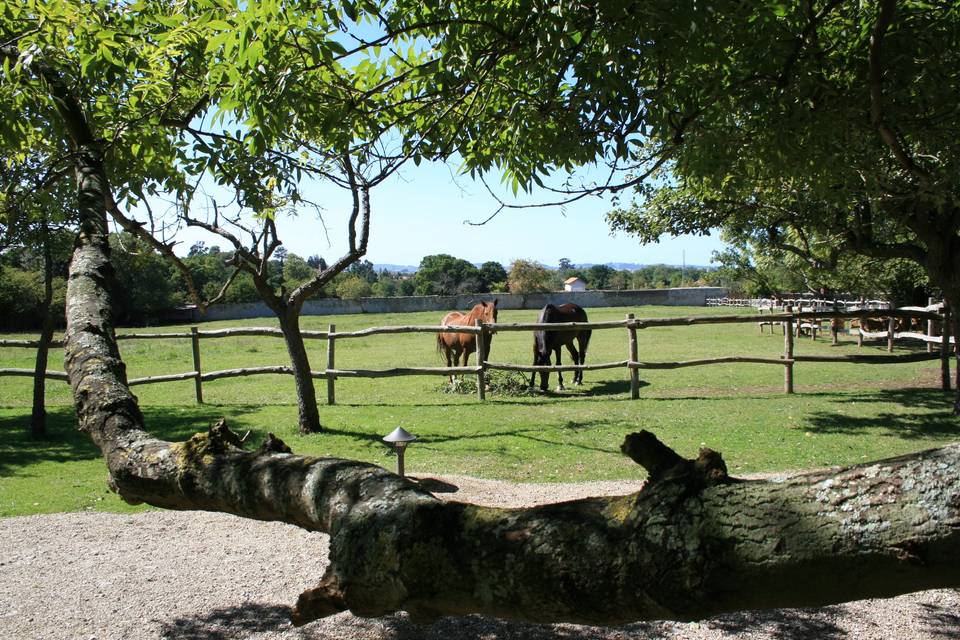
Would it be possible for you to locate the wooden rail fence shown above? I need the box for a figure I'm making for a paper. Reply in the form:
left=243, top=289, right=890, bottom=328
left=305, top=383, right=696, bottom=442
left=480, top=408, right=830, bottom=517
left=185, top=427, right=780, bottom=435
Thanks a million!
left=1, top=307, right=952, bottom=406
left=707, top=296, right=890, bottom=309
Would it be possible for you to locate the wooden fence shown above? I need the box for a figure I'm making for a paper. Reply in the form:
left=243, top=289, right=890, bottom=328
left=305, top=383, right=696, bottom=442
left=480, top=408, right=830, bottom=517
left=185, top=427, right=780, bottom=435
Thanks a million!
left=0, top=307, right=952, bottom=405
left=707, top=296, right=890, bottom=310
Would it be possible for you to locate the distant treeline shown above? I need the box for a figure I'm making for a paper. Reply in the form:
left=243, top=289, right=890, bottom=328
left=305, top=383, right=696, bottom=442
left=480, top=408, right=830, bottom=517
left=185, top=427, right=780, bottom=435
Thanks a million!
left=0, top=234, right=725, bottom=330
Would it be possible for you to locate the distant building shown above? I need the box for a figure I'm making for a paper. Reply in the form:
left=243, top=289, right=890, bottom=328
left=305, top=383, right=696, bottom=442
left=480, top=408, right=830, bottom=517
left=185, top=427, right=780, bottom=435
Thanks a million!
left=563, top=277, right=586, bottom=292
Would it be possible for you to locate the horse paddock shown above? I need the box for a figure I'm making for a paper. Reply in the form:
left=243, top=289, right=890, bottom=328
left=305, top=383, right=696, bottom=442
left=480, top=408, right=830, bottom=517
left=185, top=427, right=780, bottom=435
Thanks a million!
left=0, top=304, right=955, bottom=517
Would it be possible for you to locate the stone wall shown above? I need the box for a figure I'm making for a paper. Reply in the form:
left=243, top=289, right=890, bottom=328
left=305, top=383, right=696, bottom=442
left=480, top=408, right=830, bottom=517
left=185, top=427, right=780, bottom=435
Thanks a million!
left=187, top=287, right=727, bottom=322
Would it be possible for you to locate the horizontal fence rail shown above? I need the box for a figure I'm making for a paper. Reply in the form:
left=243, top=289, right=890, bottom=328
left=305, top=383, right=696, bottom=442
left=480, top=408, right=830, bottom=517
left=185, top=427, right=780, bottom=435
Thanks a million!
left=707, top=297, right=890, bottom=309
left=487, top=361, right=630, bottom=373
left=2, top=305, right=952, bottom=405
left=0, top=368, right=71, bottom=381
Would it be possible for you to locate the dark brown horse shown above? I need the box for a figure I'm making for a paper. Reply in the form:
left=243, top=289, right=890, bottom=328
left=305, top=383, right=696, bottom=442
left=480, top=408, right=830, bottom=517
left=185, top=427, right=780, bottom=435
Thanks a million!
left=530, top=303, right=591, bottom=391
left=437, top=300, right=498, bottom=382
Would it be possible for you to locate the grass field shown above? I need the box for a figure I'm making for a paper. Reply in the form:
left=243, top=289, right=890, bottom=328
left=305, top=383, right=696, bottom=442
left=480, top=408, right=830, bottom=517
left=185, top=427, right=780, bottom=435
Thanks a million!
left=1, top=304, right=956, bottom=517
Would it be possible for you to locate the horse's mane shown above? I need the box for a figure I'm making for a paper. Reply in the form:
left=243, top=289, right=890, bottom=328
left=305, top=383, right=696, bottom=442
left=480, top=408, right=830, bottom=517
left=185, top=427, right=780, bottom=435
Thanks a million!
left=537, top=304, right=557, bottom=323
left=464, top=300, right=497, bottom=324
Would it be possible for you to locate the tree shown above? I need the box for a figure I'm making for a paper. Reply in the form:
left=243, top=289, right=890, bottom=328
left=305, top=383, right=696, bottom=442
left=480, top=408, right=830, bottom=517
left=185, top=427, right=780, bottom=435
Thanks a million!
left=371, top=278, right=398, bottom=298
left=347, top=259, right=378, bottom=284
left=283, top=253, right=318, bottom=292
left=109, top=233, right=179, bottom=325
left=1, top=158, right=74, bottom=437
left=609, top=269, right=632, bottom=291
left=387, top=0, right=960, bottom=406
left=586, top=264, right=615, bottom=290
left=508, top=259, right=552, bottom=293
left=711, top=232, right=930, bottom=301
left=478, top=260, right=508, bottom=292
left=335, top=274, right=373, bottom=299
left=397, top=278, right=416, bottom=297
left=1, top=0, right=460, bottom=433
left=307, top=255, right=328, bottom=271
left=59, top=190, right=960, bottom=623
left=413, top=254, right=482, bottom=295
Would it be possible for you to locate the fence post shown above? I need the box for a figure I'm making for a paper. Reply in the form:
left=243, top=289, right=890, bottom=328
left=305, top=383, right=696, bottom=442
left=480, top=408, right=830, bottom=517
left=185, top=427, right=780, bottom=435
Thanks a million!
left=190, top=326, right=203, bottom=404
left=942, top=305, right=951, bottom=391
left=784, top=317, right=794, bottom=394
left=475, top=319, right=486, bottom=401
left=927, top=296, right=935, bottom=354
left=627, top=313, right=640, bottom=399
left=887, top=316, right=896, bottom=353
left=326, top=324, right=336, bottom=405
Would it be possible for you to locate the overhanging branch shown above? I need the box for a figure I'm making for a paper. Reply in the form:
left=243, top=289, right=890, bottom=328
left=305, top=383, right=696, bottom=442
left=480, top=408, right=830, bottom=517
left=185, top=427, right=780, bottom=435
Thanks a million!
left=869, top=0, right=931, bottom=183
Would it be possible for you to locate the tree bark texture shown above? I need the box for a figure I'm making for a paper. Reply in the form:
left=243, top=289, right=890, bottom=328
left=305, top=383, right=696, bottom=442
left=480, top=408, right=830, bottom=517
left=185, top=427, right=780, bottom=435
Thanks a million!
left=62, top=149, right=960, bottom=627
left=278, top=310, right=323, bottom=433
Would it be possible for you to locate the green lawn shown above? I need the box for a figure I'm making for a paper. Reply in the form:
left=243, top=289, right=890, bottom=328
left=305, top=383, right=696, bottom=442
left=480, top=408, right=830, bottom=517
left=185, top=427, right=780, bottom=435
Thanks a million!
left=1, top=305, right=956, bottom=516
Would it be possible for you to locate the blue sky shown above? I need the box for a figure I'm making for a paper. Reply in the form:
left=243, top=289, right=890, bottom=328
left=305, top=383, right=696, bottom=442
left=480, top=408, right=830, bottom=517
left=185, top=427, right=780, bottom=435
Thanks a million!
left=166, top=159, right=726, bottom=269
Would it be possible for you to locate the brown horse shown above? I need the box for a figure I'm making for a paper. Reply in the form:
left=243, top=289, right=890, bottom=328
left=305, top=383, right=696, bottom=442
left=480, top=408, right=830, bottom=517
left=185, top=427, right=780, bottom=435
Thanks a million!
left=530, top=303, right=592, bottom=391
left=437, top=300, right=498, bottom=382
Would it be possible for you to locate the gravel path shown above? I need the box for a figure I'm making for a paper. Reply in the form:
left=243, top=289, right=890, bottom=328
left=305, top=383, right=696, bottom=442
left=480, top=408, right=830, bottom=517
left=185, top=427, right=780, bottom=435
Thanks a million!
left=1, top=475, right=957, bottom=640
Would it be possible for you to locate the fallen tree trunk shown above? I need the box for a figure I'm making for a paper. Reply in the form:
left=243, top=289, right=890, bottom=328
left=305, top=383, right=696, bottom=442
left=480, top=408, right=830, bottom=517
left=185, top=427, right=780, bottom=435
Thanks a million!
left=63, top=142, right=960, bottom=628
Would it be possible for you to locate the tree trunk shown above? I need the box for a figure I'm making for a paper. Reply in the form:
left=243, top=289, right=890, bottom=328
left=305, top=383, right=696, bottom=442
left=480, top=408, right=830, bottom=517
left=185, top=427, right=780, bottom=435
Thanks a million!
left=910, top=217, right=960, bottom=413
left=30, top=225, right=55, bottom=439
left=278, top=309, right=322, bottom=434
left=938, top=288, right=959, bottom=413
left=950, top=298, right=960, bottom=413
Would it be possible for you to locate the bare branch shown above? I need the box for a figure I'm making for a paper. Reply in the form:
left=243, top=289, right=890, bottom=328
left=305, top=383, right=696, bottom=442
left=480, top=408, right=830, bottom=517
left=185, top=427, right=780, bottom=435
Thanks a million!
left=288, top=156, right=371, bottom=307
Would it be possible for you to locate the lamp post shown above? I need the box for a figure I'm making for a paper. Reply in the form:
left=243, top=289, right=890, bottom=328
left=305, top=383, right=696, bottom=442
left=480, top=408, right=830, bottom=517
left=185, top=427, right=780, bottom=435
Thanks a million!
left=383, top=427, right=417, bottom=477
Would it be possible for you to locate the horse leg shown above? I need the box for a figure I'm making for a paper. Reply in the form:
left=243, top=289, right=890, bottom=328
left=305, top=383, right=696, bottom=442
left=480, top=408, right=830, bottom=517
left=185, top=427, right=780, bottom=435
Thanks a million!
left=566, top=342, right=581, bottom=386
left=576, top=331, right=591, bottom=386
left=554, top=346, right=565, bottom=391
left=445, top=346, right=455, bottom=384
left=454, top=346, right=465, bottom=383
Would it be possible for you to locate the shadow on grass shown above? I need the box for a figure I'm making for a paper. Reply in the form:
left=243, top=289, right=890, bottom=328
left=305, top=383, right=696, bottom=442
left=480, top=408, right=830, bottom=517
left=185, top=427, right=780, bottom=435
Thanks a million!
left=0, top=408, right=95, bottom=476
left=0, top=404, right=261, bottom=476
left=585, top=379, right=649, bottom=396
left=321, top=419, right=621, bottom=459
left=158, top=602, right=291, bottom=639
left=140, top=406, right=244, bottom=441
left=803, top=388, right=958, bottom=438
